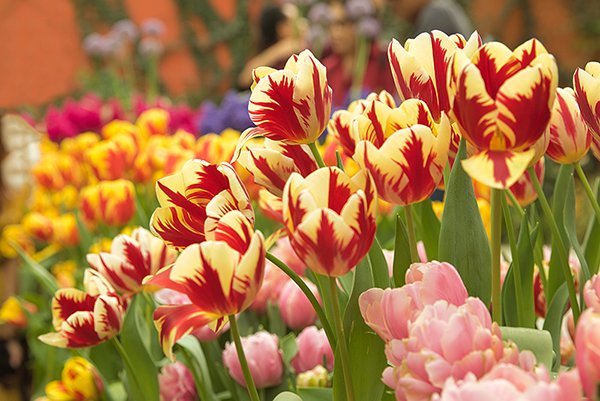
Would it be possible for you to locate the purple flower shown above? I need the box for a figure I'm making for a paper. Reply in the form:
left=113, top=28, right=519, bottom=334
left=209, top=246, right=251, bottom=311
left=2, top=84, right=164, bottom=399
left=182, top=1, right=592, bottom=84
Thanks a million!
left=346, top=0, right=375, bottom=19
left=111, top=19, right=139, bottom=42
left=138, top=37, right=164, bottom=56
left=83, top=33, right=113, bottom=57
left=358, top=16, right=380, bottom=38
left=308, top=3, right=331, bottom=25
left=141, top=18, right=166, bottom=36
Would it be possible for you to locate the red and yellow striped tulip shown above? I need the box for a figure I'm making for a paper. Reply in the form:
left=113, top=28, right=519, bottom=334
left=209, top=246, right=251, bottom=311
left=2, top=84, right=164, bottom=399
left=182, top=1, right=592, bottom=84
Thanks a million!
left=22, top=211, right=54, bottom=242
left=546, top=87, right=593, bottom=164
left=282, top=167, right=377, bottom=277
left=509, top=157, right=544, bottom=207
left=573, top=62, right=600, bottom=139
left=0, top=296, right=27, bottom=327
left=388, top=30, right=482, bottom=121
left=39, top=270, right=125, bottom=348
left=328, top=91, right=397, bottom=158
left=449, top=38, right=558, bottom=188
left=52, top=213, right=80, bottom=247
left=44, top=356, right=103, bottom=401
left=234, top=50, right=332, bottom=160
left=87, top=227, right=178, bottom=296
left=145, top=211, right=265, bottom=359
left=238, top=138, right=318, bottom=197
left=150, top=160, right=254, bottom=250
left=136, top=108, right=170, bottom=137
left=79, top=179, right=136, bottom=228
left=352, top=98, right=451, bottom=205
left=85, top=135, right=138, bottom=181
left=257, top=188, right=284, bottom=224
left=61, top=132, right=100, bottom=162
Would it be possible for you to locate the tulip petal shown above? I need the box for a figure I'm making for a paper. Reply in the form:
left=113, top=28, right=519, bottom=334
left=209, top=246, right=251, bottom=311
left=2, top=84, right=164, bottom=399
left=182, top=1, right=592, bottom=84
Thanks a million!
left=154, top=304, right=214, bottom=360
left=93, top=295, right=123, bottom=339
left=213, top=210, right=254, bottom=254
left=471, top=42, right=520, bottom=99
left=461, top=149, right=535, bottom=189
left=52, top=289, right=96, bottom=331
left=574, top=66, right=600, bottom=137
left=60, top=311, right=103, bottom=348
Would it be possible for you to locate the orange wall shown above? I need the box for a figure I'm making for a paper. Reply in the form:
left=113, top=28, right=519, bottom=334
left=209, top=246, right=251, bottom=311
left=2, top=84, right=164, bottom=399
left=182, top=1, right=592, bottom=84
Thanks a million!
left=0, top=0, right=595, bottom=109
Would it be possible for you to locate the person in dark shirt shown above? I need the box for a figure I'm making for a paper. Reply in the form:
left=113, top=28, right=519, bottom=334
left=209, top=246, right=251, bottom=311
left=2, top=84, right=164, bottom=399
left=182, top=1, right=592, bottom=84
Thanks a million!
left=390, top=0, right=473, bottom=37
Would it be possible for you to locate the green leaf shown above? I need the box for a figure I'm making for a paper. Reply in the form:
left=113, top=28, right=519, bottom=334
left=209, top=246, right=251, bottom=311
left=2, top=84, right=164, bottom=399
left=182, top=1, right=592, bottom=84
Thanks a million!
left=337, top=256, right=387, bottom=401
left=583, top=178, right=600, bottom=275
left=13, top=243, right=58, bottom=295
left=547, top=164, right=574, bottom=300
left=267, top=303, right=287, bottom=337
left=119, top=294, right=159, bottom=401
left=297, top=387, right=333, bottom=401
left=393, top=214, right=411, bottom=288
left=274, top=392, right=304, bottom=401
left=438, top=140, right=491, bottom=303
left=177, top=335, right=219, bottom=401
left=500, top=327, right=553, bottom=369
left=280, top=333, right=299, bottom=365
left=502, top=217, right=537, bottom=328
left=412, top=199, right=440, bottom=260
left=89, top=340, right=122, bottom=382
left=542, top=283, right=569, bottom=371
left=369, top=237, right=391, bottom=289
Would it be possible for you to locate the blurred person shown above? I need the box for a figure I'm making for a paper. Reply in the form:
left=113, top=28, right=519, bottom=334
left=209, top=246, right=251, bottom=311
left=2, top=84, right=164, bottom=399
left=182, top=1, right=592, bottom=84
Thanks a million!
left=323, top=1, right=395, bottom=108
left=237, top=4, right=306, bottom=89
left=391, top=0, right=473, bottom=37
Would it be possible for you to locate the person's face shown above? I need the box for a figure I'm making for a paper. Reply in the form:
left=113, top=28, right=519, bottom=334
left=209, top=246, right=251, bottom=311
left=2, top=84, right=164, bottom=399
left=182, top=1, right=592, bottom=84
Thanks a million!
left=328, top=4, right=356, bottom=56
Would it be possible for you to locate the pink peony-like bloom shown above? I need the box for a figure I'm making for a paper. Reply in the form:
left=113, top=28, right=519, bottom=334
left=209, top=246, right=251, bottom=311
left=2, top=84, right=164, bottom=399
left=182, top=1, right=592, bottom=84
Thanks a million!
left=278, top=279, right=320, bottom=330
left=360, top=261, right=468, bottom=342
left=433, top=364, right=582, bottom=401
left=292, top=326, right=334, bottom=373
left=250, top=261, right=289, bottom=314
left=383, top=298, right=517, bottom=401
left=158, top=362, right=197, bottom=401
left=584, top=273, right=600, bottom=313
left=575, top=309, right=600, bottom=399
left=222, top=331, right=283, bottom=389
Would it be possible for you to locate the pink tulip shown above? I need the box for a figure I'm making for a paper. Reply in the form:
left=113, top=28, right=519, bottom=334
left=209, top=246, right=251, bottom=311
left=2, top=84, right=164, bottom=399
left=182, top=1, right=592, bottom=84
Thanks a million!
left=158, top=362, right=197, bottom=401
left=292, top=326, right=334, bottom=373
left=576, top=309, right=600, bottom=399
left=360, top=262, right=468, bottom=342
left=222, top=331, right=283, bottom=389
left=584, top=273, right=600, bottom=312
left=278, top=280, right=319, bottom=330
left=251, top=261, right=289, bottom=313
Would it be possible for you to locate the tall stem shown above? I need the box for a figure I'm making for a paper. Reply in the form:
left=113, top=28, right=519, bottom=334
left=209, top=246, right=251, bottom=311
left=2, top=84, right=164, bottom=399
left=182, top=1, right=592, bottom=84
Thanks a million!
left=575, top=163, right=600, bottom=225
left=228, top=315, right=260, bottom=401
left=404, top=204, right=419, bottom=263
left=266, top=252, right=336, bottom=348
left=490, top=188, right=503, bottom=323
left=111, top=337, right=144, bottom=401
left=308, top=142, right=326, bottom=168
left=527, top=167, right=580, bottom=323
left=501, top=193, right=525, bottom=326
left=329, top=277, right=355, bottom=401
left=504, top=189, right=525, bottom=218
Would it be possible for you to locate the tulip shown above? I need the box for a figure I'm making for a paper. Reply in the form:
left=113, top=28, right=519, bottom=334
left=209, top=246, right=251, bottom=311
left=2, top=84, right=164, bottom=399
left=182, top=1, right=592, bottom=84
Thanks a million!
left=352, top=98, right=451, bottom=205
left=0, top=224, right=34, bottom=258
left=450, top=39, right=558, bottom=188
left=251, top=260, right=289, bottom=313
left=270, top=237, right=306, bottom=275
left=150, top=160, right=254, bottom=249
left=101, top=120, right=139, bottom=141
left=145, top=211, right=265, bottom=359
left=388, top=31, right=482, bottom=121
left=22, top=212, right=54, bottom=242
left=292, top=326, right=334, bottom=373
left=51, top=213, right=80, bottom=247
left=509, top=158, right=544, bottom=207
left=576, top=309, right=600, bottom=399
left=573, top=61, right=600, bottom=138
left=246, top=50, right=332, bottom=145
left=222, top=331, right=283, bottom=389
left=61, top=132, right=100, bottom=162
left=328, top=90, right=397, bottom=158
left=584, top=274, right=600, bottom=312
left=79, top=179, right=136, bottom=228
left=39, top=269, right=125, bottom=348
left=52, top=260, right=78, bottom=289
left=87, top=227, right=177, bottom=295
left=282, top=167, right=377, bottom=277
left=85, top=139, right=131, bottom=181
left=360, top=261, right=468, bottom=342
left=238, top=138, right=318, bottom=197
left=278, top=279, right=319, bottom=329
left=296, top=365, right=330, bottom=388
left=0, top=296, right=27, bottom=327
left=44, top=357, right=103, bottom=401
left=546, top=87, right=593, bottom=164
left=136, top=108, right=170, bottom=137
left=158, top=362, right=197, bottom=401
left=257, top=188, right=284, bottom=224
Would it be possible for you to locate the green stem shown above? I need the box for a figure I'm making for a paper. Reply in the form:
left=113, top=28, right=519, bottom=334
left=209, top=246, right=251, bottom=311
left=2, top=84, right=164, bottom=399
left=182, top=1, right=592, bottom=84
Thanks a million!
left=308, top=142, right=326, bottom=168
left=404, top=204, right=419, bottom=263
left=351, top=37, right=369, bottom=101
left=228, top=315, right=260, bottom=401
left=504, top=189, right=526, bottom=218
left=527, top=167, right=580, bottom=323
left=328, top=277, right=355, bottom=401
left=181, top=347, right=211, bottom=401
left=266, top=252, right=336, bottom=348
left=490, top=188, right=503, bottom=324
left=575, top=163, right=600, bottom=226
left=111, top=337, right=144, bottom=401
left=501, top=193, right=525, bottom=326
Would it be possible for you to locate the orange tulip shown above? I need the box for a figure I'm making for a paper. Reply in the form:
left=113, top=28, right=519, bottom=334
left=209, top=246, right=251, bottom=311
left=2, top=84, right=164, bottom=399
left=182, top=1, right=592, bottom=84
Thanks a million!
left=79, top=179, right=136, bottom=228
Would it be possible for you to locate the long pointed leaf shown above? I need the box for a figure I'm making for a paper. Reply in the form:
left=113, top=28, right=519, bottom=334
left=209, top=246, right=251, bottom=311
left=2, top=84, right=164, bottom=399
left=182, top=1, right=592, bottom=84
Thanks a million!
left=412, top=199, right=440, bottom=260
left=393, top=215, right=411, bottom=288
left=542, top=283, right=569, bottom=371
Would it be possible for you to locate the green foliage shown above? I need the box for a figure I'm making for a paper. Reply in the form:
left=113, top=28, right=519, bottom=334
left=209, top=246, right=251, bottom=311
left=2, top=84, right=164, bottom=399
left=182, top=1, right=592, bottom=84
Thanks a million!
left=500, top=327, right=554, bottom=370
